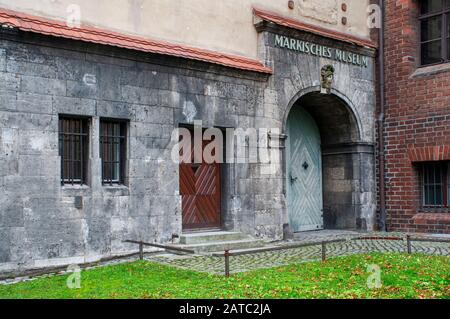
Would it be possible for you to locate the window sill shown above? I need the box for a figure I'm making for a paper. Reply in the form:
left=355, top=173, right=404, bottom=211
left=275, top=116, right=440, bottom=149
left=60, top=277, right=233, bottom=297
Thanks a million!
left=410, top=62, right=450, bottom=78
left=62, top=184, right=90, bottom=190
left=413, top=212, right=450, bottom=224
left=418, top=209, right=450, bottom=214
left=102, top=185, right=130, bottom=196
left=61, top=185, right=91, bottom=196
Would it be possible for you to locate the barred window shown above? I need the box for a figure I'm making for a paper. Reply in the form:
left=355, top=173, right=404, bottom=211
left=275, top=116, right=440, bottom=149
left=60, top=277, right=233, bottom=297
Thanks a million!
left=421, top=162, right=449, bottom=207
left=419, top=0, right=450, bottom=66
left=59, top=117, right=89, bottom=185
left=100, top=120, right=127, bottom=185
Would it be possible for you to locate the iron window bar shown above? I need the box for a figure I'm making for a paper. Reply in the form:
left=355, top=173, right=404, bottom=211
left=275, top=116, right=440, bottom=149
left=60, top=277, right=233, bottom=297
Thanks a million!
left=100, top=120, right=127, bottom=186
left=59, top=117, right=89, bottom=186
left=421, top=162, right=449, bottom=209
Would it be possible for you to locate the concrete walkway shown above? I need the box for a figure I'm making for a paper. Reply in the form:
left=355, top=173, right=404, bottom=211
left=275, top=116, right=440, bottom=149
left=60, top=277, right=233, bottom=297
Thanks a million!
left=146, top=230, right=450, bottom=275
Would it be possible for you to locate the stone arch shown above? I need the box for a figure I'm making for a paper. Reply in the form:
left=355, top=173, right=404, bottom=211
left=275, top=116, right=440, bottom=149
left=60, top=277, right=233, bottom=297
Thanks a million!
left=282, top=86, right=363, bottom=144
left=283, top=86, right=374, bottom=232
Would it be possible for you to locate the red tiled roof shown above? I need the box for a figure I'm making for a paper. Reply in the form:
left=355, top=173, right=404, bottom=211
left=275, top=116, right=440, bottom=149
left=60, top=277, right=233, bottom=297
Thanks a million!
left=253, top=7, right=378, bottom=49
left=0, top=8, right=273, bottom=74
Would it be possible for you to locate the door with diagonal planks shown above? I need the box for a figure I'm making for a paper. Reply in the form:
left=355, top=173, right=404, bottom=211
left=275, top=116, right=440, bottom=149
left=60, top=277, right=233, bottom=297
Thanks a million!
left=179, top=130, right=221, bottom=230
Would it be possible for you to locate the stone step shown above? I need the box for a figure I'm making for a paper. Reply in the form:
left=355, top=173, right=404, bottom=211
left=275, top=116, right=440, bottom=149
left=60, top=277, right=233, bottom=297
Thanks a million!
left=180, top=231, right=248, bottom=245
left=177, top=238, right=265, bottom=253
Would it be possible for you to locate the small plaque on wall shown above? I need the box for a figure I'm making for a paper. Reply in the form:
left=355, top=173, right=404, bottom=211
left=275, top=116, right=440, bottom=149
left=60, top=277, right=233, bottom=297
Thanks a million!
left=74, top=196, right=83, bottom=209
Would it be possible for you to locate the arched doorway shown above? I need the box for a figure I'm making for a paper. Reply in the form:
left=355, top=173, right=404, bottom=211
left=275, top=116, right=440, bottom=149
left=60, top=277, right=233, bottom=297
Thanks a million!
left=287, top=106, right=323, bottom=231
left=285, top=90, right=369, bottom=232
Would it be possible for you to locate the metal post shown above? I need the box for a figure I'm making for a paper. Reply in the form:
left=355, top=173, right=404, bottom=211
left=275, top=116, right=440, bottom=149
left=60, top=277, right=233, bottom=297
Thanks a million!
left=406, top=235, right=411, bottom=254
left=321, top=242, right=326, bottom=262
left=224, top=250, right=230, bottom=277
left=139, top=242, right=144, bottom=260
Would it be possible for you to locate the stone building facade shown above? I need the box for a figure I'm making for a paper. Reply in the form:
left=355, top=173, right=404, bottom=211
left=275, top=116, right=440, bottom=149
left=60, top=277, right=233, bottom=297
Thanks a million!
left=0, top=2, right=377, bottom=275
left=382, top=0, right=450, bottom=233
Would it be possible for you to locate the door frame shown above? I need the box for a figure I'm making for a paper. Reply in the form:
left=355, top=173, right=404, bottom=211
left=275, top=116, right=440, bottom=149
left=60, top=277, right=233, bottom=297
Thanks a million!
left=285, top=106, right=324, bottom=233
left=179, top=124, right=223, bottom=232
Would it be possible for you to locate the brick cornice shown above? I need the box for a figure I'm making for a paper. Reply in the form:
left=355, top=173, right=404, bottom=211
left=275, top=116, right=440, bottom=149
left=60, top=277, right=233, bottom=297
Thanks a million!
left=407, top=145, right=450, bottom=162
left=253, top=7, right=378, bottom=49
left=412, top=213, right=450, bottom=224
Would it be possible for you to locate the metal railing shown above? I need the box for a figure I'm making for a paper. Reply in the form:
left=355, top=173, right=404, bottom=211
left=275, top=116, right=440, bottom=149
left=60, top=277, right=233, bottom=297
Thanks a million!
left=125, top=236, right=450, bottom=277
left=123, top=240, right=195, bottom=259
left=212, top=235, right=450, bottom=277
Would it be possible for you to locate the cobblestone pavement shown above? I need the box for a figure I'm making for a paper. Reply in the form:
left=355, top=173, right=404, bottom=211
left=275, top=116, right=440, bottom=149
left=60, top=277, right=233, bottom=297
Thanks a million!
left=2, top=232, right=448, bottom=284
left=146, top=233, right=450, bottom=275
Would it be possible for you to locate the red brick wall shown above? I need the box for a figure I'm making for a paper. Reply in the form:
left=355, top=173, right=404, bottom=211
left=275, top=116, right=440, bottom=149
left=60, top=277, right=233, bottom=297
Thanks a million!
left=383, top=0, right=450, bottom=233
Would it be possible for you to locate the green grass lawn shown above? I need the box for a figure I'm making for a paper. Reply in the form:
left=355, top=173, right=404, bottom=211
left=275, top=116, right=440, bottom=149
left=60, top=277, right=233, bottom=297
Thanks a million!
left=0, top=253, right=448, bottom=299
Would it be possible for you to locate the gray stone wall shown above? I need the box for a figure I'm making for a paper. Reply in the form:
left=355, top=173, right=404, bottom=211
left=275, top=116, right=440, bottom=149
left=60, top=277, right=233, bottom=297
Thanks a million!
left=0, top=32, right=270, bottom=275
left=0, top=24, right=377, bottom=275
left=255, top=24, right=377, bottom=234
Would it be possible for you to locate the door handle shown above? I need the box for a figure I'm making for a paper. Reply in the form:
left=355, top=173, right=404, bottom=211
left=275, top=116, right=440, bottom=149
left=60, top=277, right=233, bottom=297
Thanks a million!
left=290, top=174, right=298, bottom=183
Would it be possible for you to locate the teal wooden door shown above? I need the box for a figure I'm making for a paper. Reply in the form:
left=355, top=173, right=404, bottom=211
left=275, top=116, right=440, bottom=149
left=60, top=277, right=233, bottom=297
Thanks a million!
left=287, top=107, right=323, bottom=232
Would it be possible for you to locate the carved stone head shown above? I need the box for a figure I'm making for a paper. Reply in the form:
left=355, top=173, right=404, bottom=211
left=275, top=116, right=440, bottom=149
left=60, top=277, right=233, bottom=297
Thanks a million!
left=320, top=65, right=335, bottom=94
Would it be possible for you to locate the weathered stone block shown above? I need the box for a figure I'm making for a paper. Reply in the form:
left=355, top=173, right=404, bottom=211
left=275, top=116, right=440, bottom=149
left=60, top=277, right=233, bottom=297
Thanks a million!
left=0, top=196, right=24, bottom=227
left=0, top=72, right=21, bottom=91
left=18, top=130, right=58, bottom=155
left=122, top=69, right=169, bottom=90
left=0, top=49, right=5, bottom=72
left=7, top=48, right=53, bottom=65
left=0, top=155, right=18, bottom=176
left=18, top=154, right=44, bottom=177
left=128, top=136, right=153, bottom=159
left=255, top=194, right=284, bottom=211
left=7, top=60, right=58, bottom=78
left=16, top=92, right=53, bottom=114
left=98, top=65, right=122, bottom=101
left=255, top=211, right=281, bottom=226
left=21, top=75, right=66, bottom=95
left=54, top=56, right=90, bottom=81
left=175, top=94, right=205, bottom=124
left=25, top=219, right=85, bottom=259
left=0, top=228, right=10, bottom=263
left=121, top=85, right=158, bottom=106
left=97, top=101, right=134, bottom=119
left=255, top=224, right=283, bottom=239
left=135, top=105, right=173, bottom=124
left=170, top=75, right=205, bottom=95
left=0, top=127, right=19, bottom=156
left=66, top=79, right=98, bottom=99
left=0, top=112, right=56, bottom=132
left=86, top=218, right=111, bottom=255
left=53, top=96, right=96, bottom=116
left=86, top=53, right=136, bottom=68
left=0, top=92, right=17, bottom=113
left=8, top=227, right=30, bottom=264
left=131, top=122, right=173, bottom=139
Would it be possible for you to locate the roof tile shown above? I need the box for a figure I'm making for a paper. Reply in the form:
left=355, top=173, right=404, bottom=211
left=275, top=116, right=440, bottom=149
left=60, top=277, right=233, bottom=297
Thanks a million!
left=0, top=8, right=272, bottom=74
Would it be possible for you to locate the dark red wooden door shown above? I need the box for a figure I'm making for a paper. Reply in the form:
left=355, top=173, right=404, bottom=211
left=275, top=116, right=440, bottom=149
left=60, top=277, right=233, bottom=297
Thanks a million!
left=180, top=136, right=221, bottom=230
